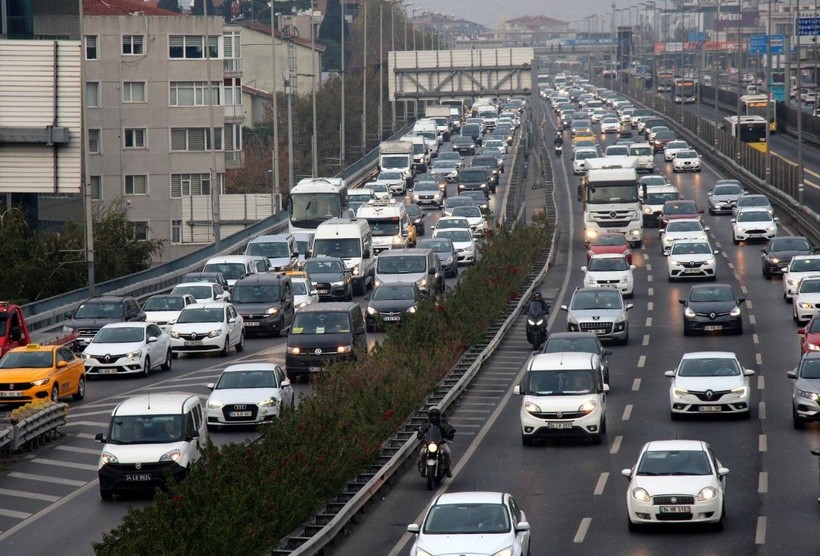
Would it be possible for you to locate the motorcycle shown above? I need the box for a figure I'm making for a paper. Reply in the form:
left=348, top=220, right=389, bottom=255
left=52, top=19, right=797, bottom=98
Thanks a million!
left=419, top=425, right=448, bottom=490
left=525, top=301, right=549, bottom=350
left=554, top=144, right=563, bottom=157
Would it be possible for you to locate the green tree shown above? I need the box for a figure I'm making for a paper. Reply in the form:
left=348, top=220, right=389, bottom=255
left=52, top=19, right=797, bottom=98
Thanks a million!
left=190, top=0, right=215, bottom=16
left=157, top=0, right=181, bottom=13
left=318, top=0, right=347, bottom=71
left=91, top=199, right=166, bottom=281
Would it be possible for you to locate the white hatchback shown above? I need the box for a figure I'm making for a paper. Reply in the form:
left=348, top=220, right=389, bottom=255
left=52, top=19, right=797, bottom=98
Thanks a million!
left=600, top=116, right=621, bottom=133
left=582, top=253, right=636, bottom=297
left=82, top=322, right=172, bottom=377
left=731, top=208, right=778, bottom=244
left=433, top=228, right=476, bottom=264
left=792, top=276, right=820, bottom=324
left=206, top=363, right=294, bottom=430
left=169, top=302, right=245, bottom=357
left=665, top=351, right=754, bottom=418
left=783, top=255, right=820, bottom=301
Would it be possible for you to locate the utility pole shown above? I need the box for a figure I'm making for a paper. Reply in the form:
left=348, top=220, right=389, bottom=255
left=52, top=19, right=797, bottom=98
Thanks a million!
left=204, top=0, right=220, bottom=250
left=797, top=0, right=805, bottom=204
left=282, top=19, right=297, bottom=194
left=391, top=0, right=396, bottom=132
left=78, top=0, right=95, bottom=293
left=379, top=0, right=384, bottom=142
left=341, top=1, right=346, bottom=167
left=271, top=1, right=281, bottom=212
left=362, top=1, right=368, bottom=156
left=311, top=10, right=318, bottom=177
left=765, top=0, right=773, bottom=184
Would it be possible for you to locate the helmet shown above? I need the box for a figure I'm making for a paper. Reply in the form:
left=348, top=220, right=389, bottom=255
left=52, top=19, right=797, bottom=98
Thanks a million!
left=428, top=407, right=442, bottom=424
left=533, top=292, right=543, bottom=302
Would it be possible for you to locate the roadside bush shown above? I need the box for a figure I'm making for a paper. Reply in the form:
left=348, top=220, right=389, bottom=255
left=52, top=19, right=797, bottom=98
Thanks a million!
left=93, top=221, right=551, bottom=555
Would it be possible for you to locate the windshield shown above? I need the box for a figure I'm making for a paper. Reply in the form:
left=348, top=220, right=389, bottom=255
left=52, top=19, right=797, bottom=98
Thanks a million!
left=349, top=192, right=374, bottom=203
left=216, top=369, right=278, bottom=389
left=291, top=281, right=308, bottom=295
left=576, top=151, right=597, bottom=160
left=790, top=258, right=820, bottom=272
left=143, top=296, right=186, bottom=311
left=438, top=153, right=461, bottom=161
left=666, top=141, right=688, bottom=150
left=108, top=415, right=185, bottom=445
left=737, top=211, right=770, bottom=222
left=372, top=284, right=416, bottom=300
left=800, top=359, right=820, bottom=378
left=418, top=239, right=452, bottom=253
left=312, top=238, right=361, bottom=259
left=630, top=147, right=652, bottom=156
left=173, top=285, right=212, bottom=299
left=646, top=192, right=679, bottom=205
left=177, top=308, right=224, bottom=324
left=73, top=302, right=124, bottom=320
left=93, top=326, right=146, bottom=343
left=525, top=369, right=595, bottom=395
left=637, top=450, right=711, bottom=476
left=543, top=337, right=599, bottom=354
left=592, top=235, right=627, bottom=247
left=667, top=221, right=702, bottom=232
left=677, top=357, right=740, bottom=377
left=289, top=192, right=343, bottom=229
left=304, top=259, right=345, bottom=274
left=246, top=242, right=290, bottom=258
left=738, top=196, right=769, bottom=207
left=713, top=185, right=743, bottom=196
left=291, top=311, right=351, bottom=334
left=432, top=161, right=457, bottom=171
left=232, top=285, right=281, bottom=304
left=671, top=243, right=712, bottom=255
left=436, top=218, right=469, bottom=230
left=587, top=185, right=638, bottom=204
left=689, top=287, right=735, bottom=302
left=414, top=182, right=439, bottom=192
left=665, top=203, right=697, bottom=215
left=203, top=263, right=246, bottom=280
left=799, top=279, right=820, bottom=293
left=641, top=177, right=666, bottom=186
left=656, top=131, right=676, bottom=140
left=606, top=147, right=628, bottom=156
left=571, top=291, right=622, bottom=310
left=436, top=229, right=472, bottom=242
left=367, top=220, right=401, bottom=237
left=0, top=350, right=53, bottom=369
left=423, top=503, right=510, bottom=535
left=459, top=170, right=487, bottom=182
left=377, top=256, right=426, bottom=274
left=676, top=151, right=697, bottom=159
left=589, top=257, right=628, bottom=271
left=770, top=238, right=811, bottom=251
left=446, top=198, right=474, bottom=209
left=380, top=157, right=408, bottom=170
left=452, top=206, right=482, bottom=218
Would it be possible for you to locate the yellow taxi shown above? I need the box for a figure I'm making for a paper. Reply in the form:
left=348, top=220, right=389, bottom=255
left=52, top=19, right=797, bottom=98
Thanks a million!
left=0, top=344, right=86, bottom=405
left=572, top=131, right=597, bottom=147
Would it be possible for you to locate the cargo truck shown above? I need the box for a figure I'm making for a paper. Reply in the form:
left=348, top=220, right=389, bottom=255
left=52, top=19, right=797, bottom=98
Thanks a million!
left=378, top=140, right=414, bottom=187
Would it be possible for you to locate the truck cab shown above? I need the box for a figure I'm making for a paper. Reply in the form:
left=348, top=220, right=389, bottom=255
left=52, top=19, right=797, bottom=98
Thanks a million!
left=0, top=303, right=32, bottom=357
left=579, top=159, right=643, bottom=248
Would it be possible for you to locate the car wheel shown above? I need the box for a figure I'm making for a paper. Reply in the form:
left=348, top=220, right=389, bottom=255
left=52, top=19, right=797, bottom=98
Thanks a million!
left=141, top=356, right=151, bottom=377
left=72, top=376, right=86, bottom=400
left=793, top=407, right=805, bottom=429
left=50, top=384, right=60, bottom=402
left=236, top=332, right=245, bottom=353
left=161, top=349, right=172, bottom=371
left=100, top=487, right=114, bottom=501
left=709, top=208, right=715, bottom=215
left=522, top=434, right=534, bottom=446
left=171, top=351, right=179, bottom=359
left=627, top=516, right=640, bottom=532
left=620, top=332, right=629, bottom=345
left=220, top=337, right=230, bottom=357
left=762, top=265, right=770, bottom=278
left=784, top=293, right=791, bottom=304
left=733, top=236, right=740, bottom=245
left=670, top=410, right=680, bottom=421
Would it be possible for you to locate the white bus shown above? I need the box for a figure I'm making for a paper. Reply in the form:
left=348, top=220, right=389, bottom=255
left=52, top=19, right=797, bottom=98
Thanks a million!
left=287, top=177, right=349, bottom=235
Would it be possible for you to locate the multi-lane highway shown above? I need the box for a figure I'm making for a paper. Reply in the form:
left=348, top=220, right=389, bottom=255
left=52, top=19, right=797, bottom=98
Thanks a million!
left=0, top=135, right=517, bottom=554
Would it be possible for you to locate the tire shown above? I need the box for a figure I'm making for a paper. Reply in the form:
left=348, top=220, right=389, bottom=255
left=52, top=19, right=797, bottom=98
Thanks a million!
left=793, top=407, right=805, bottom=429
left=236, top=332, right=245, bottom=353
left=733, top=237, right=740, bottom=245
left=522, top=434, right=533, bottom=447
left=427, top=470, right=435, bottom=490
left=51, top=384, right=60, bottom=402
left=171, top=351, right=179, bottom=359
left=762, top=266, right=770, bottom=278
left=220, top=337, right=230, bottom=357
left=100, top=487, right=114, bottom=501
left=627, top=516, right=640, bottom=532
left=72, top=376, right=86, bottom=400
left=160, top=349, right=172, bottom=371
left=141, top=356, right=151, bottom=377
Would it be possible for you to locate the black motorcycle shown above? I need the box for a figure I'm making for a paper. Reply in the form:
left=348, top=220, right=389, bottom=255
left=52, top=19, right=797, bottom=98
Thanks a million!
left=525, top=301, right=549, bottom=350
left=554, top=144, right=563, bottom=157
left=419, top=425, right=448, bottom=490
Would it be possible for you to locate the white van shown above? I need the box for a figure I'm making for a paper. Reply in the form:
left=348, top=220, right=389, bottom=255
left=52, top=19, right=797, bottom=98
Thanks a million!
left=401, top=134, right=430, bottom=172
left=244, top=233, right=299, bottom=271
left=203, top=255, right=268, bottom=287
left=95, top=392, right=207, bottom=499
left=356, top=199, right=415, bottom=254
left=312, top=218, right=375, bottom=295
left=628, top=142, right=655, bottom=173
left=412, top=119, right=440, bottom=153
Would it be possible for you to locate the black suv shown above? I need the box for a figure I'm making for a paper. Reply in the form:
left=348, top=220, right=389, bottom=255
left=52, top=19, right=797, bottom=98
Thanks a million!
left=64, top=296, right=146, bottom=351
left=231, top=273, right=295, bottom=336
left=457, top=167, right=494, bottom=197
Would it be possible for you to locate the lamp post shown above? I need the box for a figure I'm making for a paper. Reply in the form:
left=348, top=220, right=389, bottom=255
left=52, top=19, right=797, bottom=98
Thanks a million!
left=736, top=1, right=743, bottom=165
left=611, top=3, right=616, bottom=89
left=311, top=10, right=318, bottom=176
left=404, top=2, right=413, bottom=50
left=379, top=0, right=383, bottom=142
left=341, top=0, right=346, bottom=167
left=797, top=0, right=805, bottom=204
left=413, top=7, right=420, bottom=50
left=362, top=0, right=367, bottom=156
left=765, top=0, right=773, bottom=184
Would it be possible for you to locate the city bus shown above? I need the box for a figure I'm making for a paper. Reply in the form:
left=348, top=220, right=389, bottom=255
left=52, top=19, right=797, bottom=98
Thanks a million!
left=671, top=78, right=696, bottom=103
left=722, top=115, right=768, bottom=152
left=287, top=177, right=350, bottom=234
left=740, top=94, right=777, bottom=133
left=656, top=69, right=675, bottom=93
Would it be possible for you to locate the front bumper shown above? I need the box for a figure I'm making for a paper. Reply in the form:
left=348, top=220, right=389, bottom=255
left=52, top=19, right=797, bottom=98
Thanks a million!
left=455, top=248, right=476, bottom=264
left=708, top=200, right=735, bottom=214
left=240, top=313, right=285, bottom=334
left=762, top=258, right=790, bottom=275
left=734, top=228, right=776, bottom=242
left=519, top=405, right=604, bottom=440
left=670, top=390, right=750, bottom=415
left=793, top=394, right=820, bottom=422
left=286, top=352, right=355, bottom=376
left=171, top=336, right=226, bottom=354
left=567, top=320, right=628, bottom=342
left=84, top=355, right=146, bottom=376
left=794, top=302, right=820, bottom=322
left=683, top=315, right=742, bottom=334
left=207, top=403, right=277, bottom=426
left=668, top=263, right=716, bottom=279
left=627, top=495, right=722, bottom=525
left=99, top=461, right=186, bottom=493
left=674, top=162, right=701, bottom=172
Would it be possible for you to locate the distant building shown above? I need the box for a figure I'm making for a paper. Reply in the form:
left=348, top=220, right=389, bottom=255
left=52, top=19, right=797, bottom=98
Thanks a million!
left=496, top=15, right=569, bottom=45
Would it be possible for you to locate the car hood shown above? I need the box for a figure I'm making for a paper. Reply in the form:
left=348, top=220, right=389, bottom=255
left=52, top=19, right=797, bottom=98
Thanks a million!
left=686, top=300, right=738, bottom=313
left=796, top=292, right=820, bottom=303
left=368, top=299, right=416, bottom=312
left=766, top=249, right=811, bottom=261
left=232, top=301, right=283, bottom=314
left=673, top=375, right=744, bottom=391
left=171, top=322, right=228, bottom=334
left=630, top=474, right=718, bottom=496
left=523, top=393, right=600, bottom=410
left=590, top=246, right=628, bottom=256
left=585, top=270, right=630, bottom=281
left=449, top=240, right=475, bottom=250
left=669, top=254, right=714, bottom=264
left=378, top=272, right=425, bottom=284
left=568, top=308, right=625, bottom=320
left=309, top=272, right=346, bottom=283
left=664, top=232, right=707, bottom=243
left=288, top=333, right=352, bottom=349
left=267, top=257, right=293, bottom=270
left=433, top=251, right=456, bottom=263
left=145, top=310, right=182, bottom=322
left=795, top=377, right=820, bottom=394
left=416, top=532, right=515, bottom=555
left=371, top=178, right=403, bottom=186
left=734, top=220, right=774, bottom=229
left=84, top=340, right=146, bottom=355
left=68, top=318, right=124, bottom=330
left=711, top=193, right=741, bottom=202
left=101, top=441, right=191, bottom=464
left=207, top=387, right=281, bottom=406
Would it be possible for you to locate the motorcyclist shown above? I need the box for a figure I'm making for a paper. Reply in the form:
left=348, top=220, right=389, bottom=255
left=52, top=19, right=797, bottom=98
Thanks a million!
left=553, top=132, right=564, bottom=147
left=530, top=292, right=552, bottom=315
left=418, top=407, right=456, bottom=477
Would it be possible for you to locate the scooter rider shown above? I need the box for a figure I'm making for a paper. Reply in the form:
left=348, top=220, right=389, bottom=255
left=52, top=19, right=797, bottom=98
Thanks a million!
left=418, top=407, right=456, bottom=477
left=531, top=291, right=552, bottom=315
left=553, top=132, right=564, bottom=147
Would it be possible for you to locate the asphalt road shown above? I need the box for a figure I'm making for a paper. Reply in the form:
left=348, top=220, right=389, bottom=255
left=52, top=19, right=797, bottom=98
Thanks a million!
left=323, top=99, right=820, bottom=556
left=0, top=133, right=518, bottom=555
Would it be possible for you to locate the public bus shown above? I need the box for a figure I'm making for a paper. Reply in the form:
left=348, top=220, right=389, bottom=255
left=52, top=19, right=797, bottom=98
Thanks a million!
left=740, top=94, right=777, bottom=133
left=671, top=78, right=696, bottom=103
left=722, top=115, right=768, bottom=152
left=656, top=69, right=675, bottom=93
left=287, top=177, right=350, bottom=234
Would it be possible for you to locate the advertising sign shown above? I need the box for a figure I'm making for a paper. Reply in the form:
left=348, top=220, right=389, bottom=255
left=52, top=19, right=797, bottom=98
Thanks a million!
left=714, top=11, right=759, bottom=31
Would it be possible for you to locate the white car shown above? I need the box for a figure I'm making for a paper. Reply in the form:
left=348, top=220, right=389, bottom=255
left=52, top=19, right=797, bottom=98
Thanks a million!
left=433, top=228, right=476, bottom=264
left=451, top=205, right=487, bottom=237
left=666, top=240, right=718, bottom=281
left=672, top=149, right=701, bottom=172
left=783, top=255, right=820, bottom=302
left=142, top=294, right=197, bottom=331
left=792, top=276, right=820, bottom=323
left=369, top=171, right=406, bottom=195
left=590, top=108, right=608, bottom=123
left=665, top=351, right=754, bottom=418
left=732, top=193, right=773, bottom=217
left=731, top=209, right=778, bottom=244
left=290, top=274, right=319, bottom=309
left=582, top=253, right=635, bottom=297
left=408, top=491, right=531, bottom=556
left=82, top=322, right=172, bottom=377
left=437, top=151, right=463, bottom=169
left=623, top=439, right=728, bottom=531
left=483, top=138, right=508, bottom=155
left=600, top=116, right=621, bottom=133
left=169, top=302, right=245, bottom=357
left=604, top=145, right=630, bottom=157
left=411, top=181, right=444, bottom=209
left=433, top=216, right=470, bottom=233
left=170, top=282, right=230, bottom=304
left=573, top=147, right=599, bottom=175
left=369, top=183, right=391, bottom=200
left=660, top=219, right=709, bottom=254
left=205, top=362, right=294, bottom=430
left=442, top=198, right=476, bottom=217
left=430, top=160, right=459, bottom=182
left=663, top=140, right=690, bottom=162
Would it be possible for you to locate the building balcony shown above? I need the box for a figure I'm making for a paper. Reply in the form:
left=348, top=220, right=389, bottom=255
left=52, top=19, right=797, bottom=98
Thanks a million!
left=225, top=150, right=245, bottom=169
left=224, top=103, right=244, bottom=123
left=224, top=58, right=243, bottom=76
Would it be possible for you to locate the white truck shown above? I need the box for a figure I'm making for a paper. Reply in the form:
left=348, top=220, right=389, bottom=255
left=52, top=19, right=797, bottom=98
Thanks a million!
left=401, top=134, right=430, bottom=173
left=424, top=105, right=453, bottom=140
left=378, top=140, right=414, bottom=188
left=579, top=158, right=643, bottom=247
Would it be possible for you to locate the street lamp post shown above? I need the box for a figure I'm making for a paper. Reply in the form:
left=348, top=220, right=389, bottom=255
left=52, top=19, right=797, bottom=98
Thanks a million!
left=379, top=0, right=383, bottom=142
left=341, top=0, right=346, bottom=167
left=765, top=0, right=773, bottom=184
left=362, top=0, right=367, bottom=156
left=797, top=0, right=805, bottom=204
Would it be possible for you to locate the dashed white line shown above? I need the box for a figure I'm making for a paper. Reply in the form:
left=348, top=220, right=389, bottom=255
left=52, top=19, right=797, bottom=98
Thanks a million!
left=54, top=445, right=100, bottom=456
left=647, top=301, right=654, bottom=311
left=758, top=472, right=768, bottom=493
left=648, top=287, right=654, bottom=297
left=759, top=434, right=767, bottom=452
left=610, top=435, right=623, bottom=454
left=31, top=459, right=97, bottom=472
left=573, top=517, right=592, bottom=543
left=756, top=353, right=763, bottom=366
left=755, top=516, right=767, bottom=545
left=759, top=402, right=766, bottom=420
left=647, top=275, right=653, bottom=282
left=0, top=508, right=31, bottom=520
left=594, top=473, right=609, bottom=495
left=622, top=405, right=633, bottom=421
left=632, top=378, right=641, bottom=391
left=637, top=355, right=646, bottom=368
left=735, top=273, right=742, bottom=282
left=6, top=472, right=86, bottom=487
left=741, top=285, right=748, bottom=294
left=645, top=317, right=652, bottom=326
left=746, top=300, right=754, bottom=309
left=757, top=376, right=765, bottom=390
left=714, top=241, right=722, bottom=248
left=749, top=315, right=757, bottom=325
left=0, top=488, right=59, bottom=502
left=642, top=335, right=650, bottom=346
left=753, top=333, right=760, bottom=344
left=645, top=263, right=652, bottom=272
left=727, top=262, right=735, bottom=269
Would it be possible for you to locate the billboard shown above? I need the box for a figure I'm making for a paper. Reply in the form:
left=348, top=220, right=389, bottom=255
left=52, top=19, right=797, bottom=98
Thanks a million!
left=714, top=11, right=759, bottom=31
left=617, top=27, right=632, bottom=70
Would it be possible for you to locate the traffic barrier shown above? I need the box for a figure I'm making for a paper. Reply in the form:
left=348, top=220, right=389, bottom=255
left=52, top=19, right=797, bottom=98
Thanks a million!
left=0, top=425, right=13, bottom=452
left=0, top=402, right=68, bottom=454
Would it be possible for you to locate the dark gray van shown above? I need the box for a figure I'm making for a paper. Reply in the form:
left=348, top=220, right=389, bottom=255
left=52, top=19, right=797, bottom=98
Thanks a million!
left=231, top=273, right=295, bottom=336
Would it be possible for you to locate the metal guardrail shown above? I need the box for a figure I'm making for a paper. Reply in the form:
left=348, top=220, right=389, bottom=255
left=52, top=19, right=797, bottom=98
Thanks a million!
left=0, top=402, right=68, bottom=454
left=25, top=123, right=416, bottom=343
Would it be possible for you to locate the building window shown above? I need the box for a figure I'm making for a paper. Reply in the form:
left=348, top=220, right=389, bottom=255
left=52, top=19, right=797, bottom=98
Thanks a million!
left=125, top=175, right=148, bottom=195
left=170, top=128, right=222, bottom=151
left=169, top=35, right=218, bottom=59
left=122, top=35, right=144, bottom=55
left=86, top=82, right=100, bottom=108
left=85, top=35, right=98, bottom=60
left=169, top=81, right=220, bottom=106
left=171, top=219, right=183, bottom=243
left=170, top=174, right=212, bottom=198
left=89, top=176, right=102, bottom=200
left=122, top=81, right=146, bottom=103
left=133, top=221, right=149, bottom=240
left=88, top=129, right=101, bottom=153
left=124, top=128, right=146, bottom=149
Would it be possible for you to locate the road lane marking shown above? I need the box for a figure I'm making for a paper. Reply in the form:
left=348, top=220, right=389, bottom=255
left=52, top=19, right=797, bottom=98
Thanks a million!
left=648, top=287, right=653, bottom=297
left=573, top=517, right=592, bottom=543
left=757, top=376, right=765, bottom=390
left=646, top=263, right=652, bottom=272
left=759, top=434, right=767, bottom=452
left=0, top=489, right=59, bottom=502
left=714, top=241, right=722, bottom=248
left=31, top=459, right=97, bottom=472
left=54, top=445, right=100, bottom=456
left=0, top=508, right=31, bottom=520
left=645, top=317, right=652, bottom=326
left=755, top=516, right=767, bottom=545
left=637, top=355, right=646, bottom=367
left=756, top=353, right=763, bottom=366
left=75, top=433, right=96, bottom=440
left=610, top=436, right=623, bottom=454
left=746, top=300, right=753, bottom=309
left=758, top=472, right=768, bottom=493
left=6, top=472, right=86, bottom=487
left=62, top=420, right=109, bottom=428
left=642, top=335, right=649, bottom=346
left=759, top=402, right=766, bottom=420
left=750, top=315, right=757, bottom=325
left=753, top=333, right=760, bottom=344
left=647, top=275, right=653, bottom=282
left=622, top=405, right=633, bottom=421
left=594, top=473, right=609, bottom=495
left=632, top=378, right=641, bottom=391
left=727, top=262, right=734, bottom=269
left=647, top=301, right=654, bottom=311
left=741, top=285, right=748, bottom=294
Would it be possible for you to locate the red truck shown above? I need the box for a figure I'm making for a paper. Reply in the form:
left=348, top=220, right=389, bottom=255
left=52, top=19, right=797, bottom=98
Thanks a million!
left=0, top=303, right=33, bottom=357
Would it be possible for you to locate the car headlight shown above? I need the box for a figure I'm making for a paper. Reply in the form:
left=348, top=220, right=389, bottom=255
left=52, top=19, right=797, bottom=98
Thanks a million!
left=615, top=313, right=627, bottom=323
left=730, top=306, right=742, bottom=317
left=169, top=330, right=180, bottom=338
left=490, top=548, right=515, bottom=556
left=101, top=452, right=119, bottom=465
left=631, top=487, right=651, bottom=502
left=207, top=400, right=223, bottom=409
left=366, top=306, right=378, bottom=315
left=766, top=225, right=776, bottom=232
left=374, top=278, right=383, bottom=288
left=332, top=281, right=344, bottom=287
left=126, top=350, right=142, bottom=360
left=296, top=301, right=309, bottom=309
left=799, top=302, right=814, bottom=309
left=81, top=352, right=92, bottom=360
left=697, top=487, right=718, bottom=501
left=258, top=397, right=278, bottom=408
left=265, top=307, right=279, bottom=316
left=208, top=329, right=223, bottom=338
left=578, top=400, right=597, bottom=413
left=287, top=346, right=301, bottom=354
left=807, top=342, right=820, bottom=351
left=621, top=275, right=630, bottom=283
left=706, top=257, right=716, bottom=265
left=731, top=385, right=748, bottom=398
left=684, top=307, right=696, bottom=318
left=31, top=378, right=51, bottom=386
left=63, top=325, right=76, bottom=334
left=766, top=256, right=780, bottom=263
left=417, top=277, right=428, bottom=288
left=796, top=388, right=819, bottom=400
left=584, top=276, right=595, bottom=286
left=643, top=205, right=653, bottom=214
left=567, top=315, right=578, bottom=325
left=523, top=401, right=542, bottom=414
left=444, top=257, right=454, bottom=265
left=337, top=344, right=353, bottom=353
left=672, top=386, right=689, bottom=398
left=159, top=449, right=182, bottom=462
left=407, top=306, right=417, bottom=313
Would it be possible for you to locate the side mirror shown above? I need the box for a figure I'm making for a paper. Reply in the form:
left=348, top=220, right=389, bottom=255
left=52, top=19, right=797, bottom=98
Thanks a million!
left=698, top=209, right=704, bottom=214
left=761, top=248, right=767, bottom=253
left=717, top=467, right=730, bottom=477
left=310, top=289, right=318, bottom=296
left=147, top=336, right=158, bottom=344
left=738, top=297, right=746, bottom=304
left=407, top=524, right=420, bottom=534
left=664, top=370, right=675, bottom=378
left=707, top=190, right=713, bottom=196
left=581, top=266, right=588, bottom=272
left=787, top=369, right=797, bottom=379
left=57, top=361, right=68, bottom=368
left=9, top=326, right=22, bottom=342
left=730, top=219, right=736, bottom=223
left=629, top=265, right=636, bottom=270
left=678, top=299, right=686, bottom=305
left=743, top=369, right=756, bottom=376
left=774, top=217, right=780, bottom=222
left=560, top=305, right=568, bottom=312
left=228, top=318, right=236, bottom=324
left=621, top=468, right=633, bottom=479
left=703, top=226, right=710, bottom=231
left=363, top=250, right=371, bottom=259
left=513, top=385, right=522, bottom=395
left=714, top=250, right=720, bottom=255
left=602, top=383, right=610, bottom=393
left=94, top=433, right=106, bottom=443
left=798, top=328, right=806, bottom=335
left=206, top=382, right=215, bottom=390
left=625, top=304, right=634, bottom=311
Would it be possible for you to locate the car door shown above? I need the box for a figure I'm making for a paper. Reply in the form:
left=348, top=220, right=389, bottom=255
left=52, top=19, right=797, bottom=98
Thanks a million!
left=227, top=304, right=243, bottom=344
left=276, top=366, right=292, bottom=407
left=145, top=324, right=166, bottom=365
left=508, top=495, right=530, bottom=553
left=56, top=346, right=80, bottom=395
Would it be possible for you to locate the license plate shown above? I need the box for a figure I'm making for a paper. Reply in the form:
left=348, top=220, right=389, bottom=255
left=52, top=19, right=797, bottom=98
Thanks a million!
left=547, top=422, right=572, bottom=429
left=659, top=505, right=691, bottom=514
left=683, top=269, right=701, bottom=274
left=383, top=316, right=401, bottom=322
left=0, top=391, right=23, bottom=398
left=244, top=321, right=260, bottom=327
left=230, top=411, right=252, bottom=418
left=704, top=325, right=722, bottom=331
left=318, top=289, right=328, bottom=294
left=125, top=474, right=151, bottom=481
left=308, top=367, right=322, bottom=373
left=184, top=340, right=203, bottom=346
left=98, top=369, right=118, bottom=375
left=698, top=405, right=722, bottom=412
